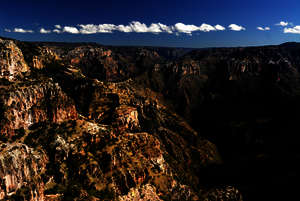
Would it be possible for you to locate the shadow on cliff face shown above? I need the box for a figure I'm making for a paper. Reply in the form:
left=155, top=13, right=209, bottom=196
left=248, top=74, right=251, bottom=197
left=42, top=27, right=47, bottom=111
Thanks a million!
left=4, top=39, right=300, bottom=200
left=134, top=49, right=300, bottom=200
left=188, top=79, right=300, bottom=201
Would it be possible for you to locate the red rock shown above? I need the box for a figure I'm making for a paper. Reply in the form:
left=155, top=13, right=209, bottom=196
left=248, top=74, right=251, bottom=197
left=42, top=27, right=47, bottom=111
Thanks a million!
left=0, top=39, right=29, bottom=80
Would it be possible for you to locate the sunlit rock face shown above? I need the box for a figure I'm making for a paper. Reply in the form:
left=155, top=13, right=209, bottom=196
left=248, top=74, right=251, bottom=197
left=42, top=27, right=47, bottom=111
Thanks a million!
left=0, top=37, right=256, bottom=200
left=0, top=143, right=47, bottom=201
left=31, top=47, right=61, bottom=70
left=0, top=39, right=29, bottom=80
left=0, top=79, right=78, bottom=137
left=23, top=120, right=204, bottom=200
left=118, top=184, right=163, bottom=201
left=113, top=105, right=140, bottom=133
left=66, top=47, right=120, bottom=81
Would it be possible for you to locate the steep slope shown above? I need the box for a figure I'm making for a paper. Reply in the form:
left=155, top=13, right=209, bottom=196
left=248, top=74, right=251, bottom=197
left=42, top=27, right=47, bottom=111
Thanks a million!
left=2, top=36, right=300, bottom=200
left=0, top=38, right=244, bottom=201
left=135, top=44, right=300, bottom=200
left=0, top=38, right=29, bottom=80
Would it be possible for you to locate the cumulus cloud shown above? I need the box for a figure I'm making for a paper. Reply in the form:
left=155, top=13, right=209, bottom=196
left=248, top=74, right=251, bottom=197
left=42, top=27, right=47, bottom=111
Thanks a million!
left=157, top=23, right=173, bottom=33
left=215, top=24, right=226, bottom=31
left=228, top=24, right=246, bottom=31
left=13, top=28, right=34, bottom=33
left=78, top=24, right=98, bottom=34
left=40, top=28, right=51, bottom=34
left=128, top=22, right=173, bottom=33
left=72, top=22, right=226, bottom=35
left=284, top=26, right=300, bottom=34
left=173, top=23, right=199, bottom=34
left=173, top=23, right=226, bottom=35
left=98, top=24, right=117, bottom=33
left=199, top=23, right=216, bottom=32
left=63, top=26, right=80, bottom=34
left=77, top=21, right=173, bottom=34
left=257, top=26, right=270, bottom=31
left=128, top=21, right=167, bottom=33
left=116, top=25, right=133, bottom=33
left=53, top=29, right=61, bottom=33
left=5, top=21, right=228, bottom=35
left=4, top=29, right=11, bottom=32
left=147, top=23, right=164, bottom=33
left=276, top=21, right=289, bottom=26
left=55, top=25, right=61, bottom=29
left=128, top=21, right=147, bottom=32
left=78, top=24, right=116, bottom=34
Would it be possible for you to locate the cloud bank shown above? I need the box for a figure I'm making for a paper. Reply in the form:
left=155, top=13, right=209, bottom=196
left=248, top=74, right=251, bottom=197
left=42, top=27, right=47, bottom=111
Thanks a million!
left=6, top=21, right=300, bottom=36
left=4, top=21, right=248, bottom=35
left=55, top=22, right=228, bottom=35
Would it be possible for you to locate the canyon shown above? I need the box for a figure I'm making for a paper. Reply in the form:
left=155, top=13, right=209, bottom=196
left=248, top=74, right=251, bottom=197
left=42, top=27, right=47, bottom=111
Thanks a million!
left=1, top=36, right=300, bottom=200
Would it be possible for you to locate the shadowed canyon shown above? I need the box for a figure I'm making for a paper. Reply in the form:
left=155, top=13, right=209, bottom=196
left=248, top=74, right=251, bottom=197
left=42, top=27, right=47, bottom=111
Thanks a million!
left=1, top=36, right=300, bottom=200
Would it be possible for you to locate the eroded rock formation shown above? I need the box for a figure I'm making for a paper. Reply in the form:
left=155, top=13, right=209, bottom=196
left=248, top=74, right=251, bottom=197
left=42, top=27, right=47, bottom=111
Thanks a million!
left=0, top=143, right=47, bottom=200
left=0, top=78, right=77, bottom=137
left=0, top=39, right=29, bottom=80
left=3, top=36, right=300, bottom=200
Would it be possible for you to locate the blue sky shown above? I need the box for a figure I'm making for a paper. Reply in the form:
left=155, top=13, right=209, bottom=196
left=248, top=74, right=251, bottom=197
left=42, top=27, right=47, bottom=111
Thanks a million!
left=1, top=0, right=300, bottom=48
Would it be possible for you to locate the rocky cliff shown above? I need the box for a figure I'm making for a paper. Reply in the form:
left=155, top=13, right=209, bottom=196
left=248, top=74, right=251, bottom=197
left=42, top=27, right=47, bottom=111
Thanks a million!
left=0, top=78, right=77, bottom=137
left=1, top=36, right=300, bottom=200
left=0, top=38, right=243, bottom=201
left=0, top=39, right=29, bottom=80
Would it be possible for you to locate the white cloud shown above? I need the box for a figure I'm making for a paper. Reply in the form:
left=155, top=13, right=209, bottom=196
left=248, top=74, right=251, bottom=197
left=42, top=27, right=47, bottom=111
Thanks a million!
left=129, top=21, right=155, bottom=33
left=199, top=23, right=216, bottom=32
left=147, top=23, right=163, bottom=33
left=78, top=24, right=116, bottom=34
left=173, top=23, right=225, bottom=34
left=4, top=29, right=11, bottom=32
left=128, top=22, right=173, bottom=33
left=97, top=24, right=116, bottom=33
left=5, top=22, right=228, bottom=35
left=40, top=28, right=51, bottom=34
left=55, top=25, right=61, bottom=29
left=53, top=29, right=61, bottom=33
left=157, top=23, right=173, bottom=34
left=228, top=24, right=246, bottom=31
left=78, top=24, right=98, bottom=34
left=276, top=21, right=289, bottom=26
left=284, top=26, right=300, bottom=34
left=116, top=25, right=133, bottom=33
left=215, top=24, right=226, bottom=31
left=63, top=26, right=80, bottom=34
left=173, top=23, right=199, bottom=34
left=257, top=26, right=270, bottom=31
left=13, top=28, right=34, bottom=33
left=257, top=27, right=264, bottom=31
left=78, top=21, right=173, bottom=34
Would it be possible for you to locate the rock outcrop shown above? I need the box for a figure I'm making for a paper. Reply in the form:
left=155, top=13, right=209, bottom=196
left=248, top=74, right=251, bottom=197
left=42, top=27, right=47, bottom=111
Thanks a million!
left=0, top=78, right=77, bottom=136
left=5, top=37, right=300, bottom=200
left=22, top=118, right=211, bottom=200
left=0, top=39, right=29, bottom=80
left=0, top=143, right=47, bottom=200
left=113, top=105, right=140, bottom=133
